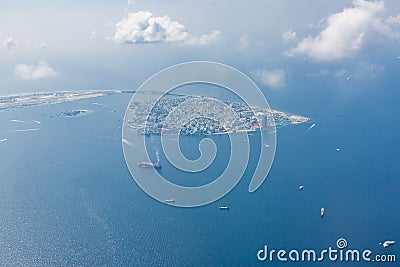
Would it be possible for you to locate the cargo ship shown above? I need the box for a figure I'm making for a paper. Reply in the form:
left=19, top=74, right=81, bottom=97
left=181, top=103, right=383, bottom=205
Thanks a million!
left=138, top=161, right=161, bottom=169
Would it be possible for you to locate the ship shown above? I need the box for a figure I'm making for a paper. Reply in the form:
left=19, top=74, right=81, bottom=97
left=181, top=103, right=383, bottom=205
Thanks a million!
left=138, top=161, right=161, bottom=169
left=219, top=206, right=230, bottom=210
left=321, top=207, right=325, bottom=217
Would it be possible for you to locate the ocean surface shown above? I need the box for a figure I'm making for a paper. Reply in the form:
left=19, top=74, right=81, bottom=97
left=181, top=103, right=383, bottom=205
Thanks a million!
left=0, top=90, right=399, bottom=266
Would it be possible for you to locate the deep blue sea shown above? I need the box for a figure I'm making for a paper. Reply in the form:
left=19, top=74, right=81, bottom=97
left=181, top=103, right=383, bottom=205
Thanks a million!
left=0, top=89, right=399, bottom=266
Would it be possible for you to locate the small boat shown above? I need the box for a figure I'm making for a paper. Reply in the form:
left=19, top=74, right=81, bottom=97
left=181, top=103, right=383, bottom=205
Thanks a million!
left=305, top=123, right=316, bottom=133
left=299, top=185, right=304, bottom=190
left=163, top=199, right=175, bottom=204
left=321, top=207, right=325, bottom=217
left=383, top=241, right=395, bottom=248
left=219, top=206, right=230, bottom=210
left=138, top=161, right=161, bottom=169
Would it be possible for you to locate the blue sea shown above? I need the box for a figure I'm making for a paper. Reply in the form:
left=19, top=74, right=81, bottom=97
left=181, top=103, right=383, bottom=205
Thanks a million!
left=0, top=87, right=399, bottom=266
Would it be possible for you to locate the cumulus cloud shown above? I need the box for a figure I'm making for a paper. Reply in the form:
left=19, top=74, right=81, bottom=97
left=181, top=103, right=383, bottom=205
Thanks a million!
left=254, top=69, right=286, bottom=89
left=282, top=30, right=297, bottom=43
left=113, top=11, right=188, bottom=43
left=15, top=61, right=59, bottom=80
left=113, top=11, right=220, bottom=45
left=287, top=0, right=393, bottom=61
left=2, top=37, right=16, bottom=49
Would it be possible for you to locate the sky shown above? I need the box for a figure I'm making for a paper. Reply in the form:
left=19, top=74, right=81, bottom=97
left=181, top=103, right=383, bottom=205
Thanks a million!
left=1, top=0, right=400, bottom=107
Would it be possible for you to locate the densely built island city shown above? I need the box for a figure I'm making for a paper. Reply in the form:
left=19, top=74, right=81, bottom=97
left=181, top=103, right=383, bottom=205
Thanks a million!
left=126, top=94, right=311, bottom=136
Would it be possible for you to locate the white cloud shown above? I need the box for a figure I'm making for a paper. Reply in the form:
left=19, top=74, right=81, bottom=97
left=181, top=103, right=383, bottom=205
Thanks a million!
left=2, top=37, right=48, bottom=50
left=282, top=30, right=297, bottom=43
left=127, top=0, right=135, bottom=5
left=254, top=69, right=286, bottom=89
left=2, top=37, right=16, bottom=49
left=113, top=11, right=221, bottom=46
left=113, top=11, right=188, bottom=43
left=287, top=0, right=393, bottom=61
left=238, top=35, right=250, bottom=49
left=385, top=15, right=400, bottom=24
left=185, top=30, right=221, bottom=46
left=15, top=61, right=59, bottom=80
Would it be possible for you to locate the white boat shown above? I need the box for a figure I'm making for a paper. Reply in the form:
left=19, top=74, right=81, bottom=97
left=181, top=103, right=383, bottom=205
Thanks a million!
left=305, top=123, right=316, bottom=133
left=163, top=199, right=175, bottom=204
left=320, top=207, right=325, bottom=217
left=219, top=206, right=230, bottom=210
left=138, top=161, right=161, bottom=169
left=383, top=241, right=395, bottom=248
left=299, top=185, right=304, bottom=190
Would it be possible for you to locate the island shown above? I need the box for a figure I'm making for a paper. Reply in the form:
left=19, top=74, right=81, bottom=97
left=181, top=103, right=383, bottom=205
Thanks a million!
left=0, top=90, right=128, bottom=111
left=58, top=109, right=93, bottom=117
left=125, top=94, right=311, bottom=136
